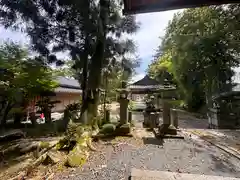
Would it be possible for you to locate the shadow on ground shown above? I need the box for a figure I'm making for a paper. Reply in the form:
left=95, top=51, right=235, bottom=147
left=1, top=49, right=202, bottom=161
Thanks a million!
left=142, top=137, right=164, bottom=146
left=210, top=154, right=238, bottom=174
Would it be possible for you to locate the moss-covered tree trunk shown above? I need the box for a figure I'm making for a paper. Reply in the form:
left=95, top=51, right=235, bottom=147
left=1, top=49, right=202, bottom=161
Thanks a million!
left=79, top=0, right=92, bottom=125
left=87, top=0, right=109, bottom=122
left=79, top=37, right=90, bottom=125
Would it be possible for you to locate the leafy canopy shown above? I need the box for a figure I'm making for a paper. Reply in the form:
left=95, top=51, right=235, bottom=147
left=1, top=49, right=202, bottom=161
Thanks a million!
left=0, top=42, right=58, bottom=102
left=148, top=5, right=240, bottom=111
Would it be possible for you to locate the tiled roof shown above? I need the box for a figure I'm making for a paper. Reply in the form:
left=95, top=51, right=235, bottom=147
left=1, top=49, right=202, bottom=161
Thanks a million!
left=128, top=75, right=176, bottom=90
left=128, top=85, right=175, bottom=89
left=56, top=77, right=81, bottom=89
left=131, top=75, right=159, bottom=86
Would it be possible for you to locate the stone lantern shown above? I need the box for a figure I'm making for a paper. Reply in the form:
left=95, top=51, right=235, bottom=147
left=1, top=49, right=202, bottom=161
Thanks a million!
left=118, top=88, right=130, bottom=125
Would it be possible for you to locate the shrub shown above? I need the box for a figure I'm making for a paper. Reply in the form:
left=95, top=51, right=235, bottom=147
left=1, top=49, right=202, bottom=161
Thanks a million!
left=65, top=103, right=81, bottom=112
left=128, top=100, right=134, bottom=110
left=99, top=123, right=116, bottom=135
left=65, top=103, right=81, bottom=121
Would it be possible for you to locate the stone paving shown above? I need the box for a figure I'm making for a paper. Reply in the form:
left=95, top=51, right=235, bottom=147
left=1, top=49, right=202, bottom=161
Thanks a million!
left=131, top=169, right=240, bottom=180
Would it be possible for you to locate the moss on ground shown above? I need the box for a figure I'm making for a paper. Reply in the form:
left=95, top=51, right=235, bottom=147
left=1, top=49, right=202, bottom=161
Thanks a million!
left=65, top=144, right=89, bottom=167
left=39, top=141, right=50, bottom=149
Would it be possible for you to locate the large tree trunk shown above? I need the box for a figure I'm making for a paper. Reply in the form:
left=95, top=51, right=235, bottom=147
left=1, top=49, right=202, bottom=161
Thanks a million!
left=87, top=0, right=109, bottom=120
left=14, top=112, right=23, bottom=126
left=79, top=37, right=90, bottom=124
left=79, top=0, right=92, bottom=124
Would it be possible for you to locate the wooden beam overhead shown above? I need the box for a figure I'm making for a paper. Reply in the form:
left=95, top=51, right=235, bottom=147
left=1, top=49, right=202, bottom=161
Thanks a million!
left=123, top=0, right=240, bottom=15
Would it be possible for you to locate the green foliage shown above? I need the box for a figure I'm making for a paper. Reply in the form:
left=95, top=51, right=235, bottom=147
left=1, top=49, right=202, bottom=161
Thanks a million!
left=36, top=98, right=61, bottom=112
left=0, top=42, right=58, bottom=125
left=55, top=138, right=69, bottom=151
left=128, top=100, right=134, bottom=111
left=56, top=122, right=90, bottom=151
left=66, top=123, right=86, bottom=139
left=0, top=43, right=58, bottom=95
left=0, top=0, right=140, bottom=125
left=66, top=144, right=88, bottom=167
left=99, top=123, right=116, bottom=135
left=148, top=52, right=175, bottom=84
left=63, top=103, right=81, bottom=122
left=0, top=0, right=139, bottom=86
left=149, top=5, right=240, bottom=111
left=65, top=103, right=81, bottom=112
left=40, top=141, right=50, bottom=149
left=168, top=100, right=186, bottom=109
left=53, top=61, right=76, bottom=78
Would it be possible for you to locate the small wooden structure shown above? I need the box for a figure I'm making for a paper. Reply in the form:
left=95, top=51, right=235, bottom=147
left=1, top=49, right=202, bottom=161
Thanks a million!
left=128, top=75, right=177, bottom=129
left=128, top=75, right=176, bottom=108
left=128, top=75, right=176, bottom=95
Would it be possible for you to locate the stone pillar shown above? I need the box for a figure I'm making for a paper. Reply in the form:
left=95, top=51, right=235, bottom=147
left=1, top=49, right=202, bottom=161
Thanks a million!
left=170, top=109, right=178, bottom=128
left=119, top=98, right=129, bottom=125
left=128, top=111, right=132, bottom=124
left=162, top=101, right=171, bottom=125
left=143, top=111, right=149, bottom=127
left=149, top=112, right=160, bottom=128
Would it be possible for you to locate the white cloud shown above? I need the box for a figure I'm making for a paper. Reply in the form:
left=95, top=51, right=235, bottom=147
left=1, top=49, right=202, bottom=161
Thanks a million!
left=133, top=10, right=181, bottom=62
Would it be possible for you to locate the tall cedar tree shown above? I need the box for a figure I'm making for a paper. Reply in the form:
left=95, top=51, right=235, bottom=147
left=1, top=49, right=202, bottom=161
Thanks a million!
left=0, top=0, right=139, bottom=123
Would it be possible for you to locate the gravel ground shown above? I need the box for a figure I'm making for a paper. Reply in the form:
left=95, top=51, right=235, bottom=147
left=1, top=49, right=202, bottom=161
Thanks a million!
left=55, top=131, right=240, bottom=180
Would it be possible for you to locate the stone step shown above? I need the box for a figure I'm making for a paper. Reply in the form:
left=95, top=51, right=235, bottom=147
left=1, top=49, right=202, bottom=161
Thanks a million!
left=131, top=169, right=240, bottom=180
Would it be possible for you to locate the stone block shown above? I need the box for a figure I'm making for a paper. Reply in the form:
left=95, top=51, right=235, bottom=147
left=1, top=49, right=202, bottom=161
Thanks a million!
left=158, top=124, right=177, bottom=136
left=149, top=112, right=160, bottom=128
left=115, top=123, right=131, bottom=135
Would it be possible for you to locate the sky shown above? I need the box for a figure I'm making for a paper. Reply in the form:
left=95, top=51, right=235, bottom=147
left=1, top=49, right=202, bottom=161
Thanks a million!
left=131, top=10, right=180, bottom=82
